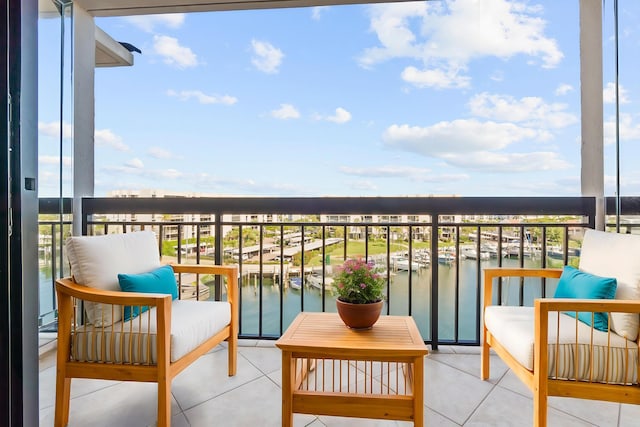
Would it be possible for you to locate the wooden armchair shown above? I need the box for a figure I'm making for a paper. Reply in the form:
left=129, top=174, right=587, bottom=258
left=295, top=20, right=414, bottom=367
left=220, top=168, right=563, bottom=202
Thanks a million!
left=54, top=231, right=238, bottom=427
left=481, top=229, right=640, bottom=426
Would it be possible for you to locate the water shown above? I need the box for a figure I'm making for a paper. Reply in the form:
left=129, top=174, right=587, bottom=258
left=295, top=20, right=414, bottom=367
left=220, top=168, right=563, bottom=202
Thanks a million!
left=237, top=257, right=557, bottom=342
left=39, top=267, right=56, bottom=326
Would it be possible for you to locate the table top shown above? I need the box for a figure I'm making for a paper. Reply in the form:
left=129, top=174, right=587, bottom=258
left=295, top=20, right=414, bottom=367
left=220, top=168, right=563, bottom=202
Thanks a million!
left=275, top=312, right=428, bottom=357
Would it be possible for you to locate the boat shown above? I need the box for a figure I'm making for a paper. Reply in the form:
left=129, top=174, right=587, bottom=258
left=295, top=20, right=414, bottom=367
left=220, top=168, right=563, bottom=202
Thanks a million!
left=306, top=273, right=334, bottom=291
left=438, top=252, right=456, bottom=264
left=506, top=245, right=540, bottom=259
left=371, top=261, right=390, bottom=276
left=547, top=249, right=563, bottom=259
left=462, top=248, right=490, bottom=261
left=289, top=277, right=302, bottom=290
left=479, top=243, right=508, bottom=258
left=391, top=257, right=424, bottom=272
left=414, top=250, right=431, bottom=265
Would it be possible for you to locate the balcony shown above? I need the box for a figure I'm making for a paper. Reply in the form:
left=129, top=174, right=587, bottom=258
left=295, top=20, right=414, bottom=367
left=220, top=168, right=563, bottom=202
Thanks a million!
left=38, top=340, right=640, bottom=426
left=36, top=195, right=640, bottom=425
left=39, top=196, right=604, bottom=345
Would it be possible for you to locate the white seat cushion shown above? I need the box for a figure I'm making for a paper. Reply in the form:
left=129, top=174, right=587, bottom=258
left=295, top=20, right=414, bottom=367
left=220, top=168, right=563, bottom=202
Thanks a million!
left=71, top=300, right=231, bottom=364
left=579, top=229, right=640, bottom=340
left=65, top=231, right=161, bottom=326
left=485, top=306, right=638, bottom=384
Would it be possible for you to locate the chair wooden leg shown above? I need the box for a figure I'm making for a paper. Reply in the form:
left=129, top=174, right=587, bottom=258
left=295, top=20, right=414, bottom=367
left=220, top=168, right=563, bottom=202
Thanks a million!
left=481, top=332, right=490, bottom=380
left=54, top=374, right=71, bottom=427
left=533, top=389, right=547, bottom=427
left=228, top=333, right=237, bottom=376
left=157, top=379, right=171, bottom=427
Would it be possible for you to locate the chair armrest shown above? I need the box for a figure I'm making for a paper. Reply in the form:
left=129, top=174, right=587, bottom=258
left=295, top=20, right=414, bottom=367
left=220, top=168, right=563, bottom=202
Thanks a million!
left=536, top=297, right=640, bottom=314
left=55, top=277, right=172, bottom=307
left=170, top=263, right=239, bottom=338
left=483, top=267, right=563, bottom=309
left=170, top=264, right=238, bottom=303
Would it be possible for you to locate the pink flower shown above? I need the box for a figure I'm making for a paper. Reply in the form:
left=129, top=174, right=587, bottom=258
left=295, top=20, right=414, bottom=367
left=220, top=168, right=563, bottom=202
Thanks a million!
left=360, top=283, right=366, bottom=289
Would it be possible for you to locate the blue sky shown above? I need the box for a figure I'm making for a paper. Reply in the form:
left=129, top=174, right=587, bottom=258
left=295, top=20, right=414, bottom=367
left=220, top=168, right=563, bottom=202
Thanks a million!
left=37, top=0, right=640, bottom=197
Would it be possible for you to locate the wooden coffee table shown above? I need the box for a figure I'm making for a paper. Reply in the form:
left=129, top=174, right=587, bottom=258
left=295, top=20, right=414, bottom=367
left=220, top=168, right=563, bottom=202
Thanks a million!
left=275, top=312, right=428, bottom=426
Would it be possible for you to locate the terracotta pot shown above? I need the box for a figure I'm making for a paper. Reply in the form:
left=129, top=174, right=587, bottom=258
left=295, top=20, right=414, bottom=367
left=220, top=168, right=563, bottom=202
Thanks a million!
left=335, top=299, right=383, bottom=329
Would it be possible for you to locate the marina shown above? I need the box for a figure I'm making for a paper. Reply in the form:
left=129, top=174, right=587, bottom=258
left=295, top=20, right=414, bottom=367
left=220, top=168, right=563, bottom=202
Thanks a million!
left=237, top=256, right=559, bottom=341
left=38, top=242, right=571, bottom=335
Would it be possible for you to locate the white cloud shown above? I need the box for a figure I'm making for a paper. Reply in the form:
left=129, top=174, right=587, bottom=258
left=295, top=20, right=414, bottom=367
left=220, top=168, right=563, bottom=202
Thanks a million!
left=468, top=92, right=577, bottom=129
left=340, top=165, right=430, bottom=178
left=401, top=66, right=470, bottom=89
left=153, top=35, right=198, bottom=69
left=95, top=129, right=129, bottom=151
left=382, top=118, right=570, bottom=173
left=490, top=70, right=504, bottom=82
left=326, top=108, right=352, bottom=124
left=359, top=0, right=562, bottom=89
left=251, top=40, right=284, bottom=74
left=38, top=121, right=72, bottom=139
left=312, top=6, right=329, bottom=20
left=156, top=169, right=182, bottom=179
left=148, top=147, right=174, bottom=159
left=271, top=104, right=300, bottom=120
left=102, top=166, right=182, bottom=180
left=383, top=119, right=537, bottom=155
left=39, top=155, right=72, bottom=166
left=340, top=165, right=469, bottom=184
left=555, top=83, right=573, bottom=96
left=125, top=158, right=144, bottom=169
left=125, top=13, right=185, bottom=32
left=441, top=151, right=571, bottom=172
left=166, top=89, right=237, bottom=105
left=604, top=113, right=640, bottom=145
left=603, top=82, right=630, bottom=104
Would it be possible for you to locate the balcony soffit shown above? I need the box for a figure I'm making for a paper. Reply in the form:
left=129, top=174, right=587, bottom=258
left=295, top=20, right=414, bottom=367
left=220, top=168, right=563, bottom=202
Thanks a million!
left=75, top=0, right=416, bottom=17
left=95, top=25, right=134, bottom=67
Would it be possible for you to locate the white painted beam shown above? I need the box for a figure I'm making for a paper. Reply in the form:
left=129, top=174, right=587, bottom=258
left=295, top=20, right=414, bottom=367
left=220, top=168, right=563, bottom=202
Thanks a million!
left=76, top=0, right=415, bottom=17
left=73, top=6, right=96, bottom=234
left=580, top=0, right=604, bottom=230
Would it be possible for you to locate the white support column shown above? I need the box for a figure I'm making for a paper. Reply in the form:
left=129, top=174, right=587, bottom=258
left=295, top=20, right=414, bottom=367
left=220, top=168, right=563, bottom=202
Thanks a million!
left=72, top=6, right=95, bottom=234
left=580, top=0, right=605, bottom=230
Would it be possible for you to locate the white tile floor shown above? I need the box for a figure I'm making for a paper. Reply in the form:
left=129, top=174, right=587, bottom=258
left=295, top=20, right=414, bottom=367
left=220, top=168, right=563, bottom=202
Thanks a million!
left=39, top=340, right=640, bottom=426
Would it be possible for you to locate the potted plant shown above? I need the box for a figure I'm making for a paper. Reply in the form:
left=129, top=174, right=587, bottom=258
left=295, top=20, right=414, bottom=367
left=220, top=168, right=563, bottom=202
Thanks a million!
left=334, top=258, right=385, bottom=329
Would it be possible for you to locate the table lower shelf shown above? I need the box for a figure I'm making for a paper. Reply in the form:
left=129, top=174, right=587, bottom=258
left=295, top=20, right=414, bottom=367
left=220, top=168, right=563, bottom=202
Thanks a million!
left=293, top=391, right=416, bottom=421
left=285, top=356, right=424, bottom=425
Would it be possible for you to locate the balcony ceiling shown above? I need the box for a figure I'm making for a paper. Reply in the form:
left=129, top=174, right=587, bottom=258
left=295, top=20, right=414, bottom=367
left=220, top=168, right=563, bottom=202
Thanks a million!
left=75, top=0, right=414, bottom=17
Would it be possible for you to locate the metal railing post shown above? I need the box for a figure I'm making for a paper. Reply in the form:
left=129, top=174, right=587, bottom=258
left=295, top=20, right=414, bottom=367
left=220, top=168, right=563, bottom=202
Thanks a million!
left=431, top=215, right=439, bottom=350
left=214, top=213, right=223, bottom=301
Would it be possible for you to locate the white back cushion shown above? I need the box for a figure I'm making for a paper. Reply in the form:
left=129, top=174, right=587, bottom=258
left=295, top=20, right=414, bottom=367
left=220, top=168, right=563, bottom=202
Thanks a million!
left=65, top=231, right=161, bottom=326
left=579, top=229, right=640, bottom=340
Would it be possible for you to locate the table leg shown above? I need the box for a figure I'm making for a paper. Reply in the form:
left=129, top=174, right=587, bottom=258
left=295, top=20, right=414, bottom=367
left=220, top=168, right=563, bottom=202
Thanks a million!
left=413, top=356, right=425, bottom=427
left=282, top=351, right=294, bottom=427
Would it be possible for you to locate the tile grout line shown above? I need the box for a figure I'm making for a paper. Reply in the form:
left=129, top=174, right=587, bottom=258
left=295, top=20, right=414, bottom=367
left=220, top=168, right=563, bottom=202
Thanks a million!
left=459, top=362, right=510, bottom=426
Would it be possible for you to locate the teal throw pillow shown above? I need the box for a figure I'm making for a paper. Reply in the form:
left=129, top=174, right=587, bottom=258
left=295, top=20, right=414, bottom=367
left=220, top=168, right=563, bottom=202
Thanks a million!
left=118, top=265, right=178, bottom=320
left=553, top=265, right=617, bottom=331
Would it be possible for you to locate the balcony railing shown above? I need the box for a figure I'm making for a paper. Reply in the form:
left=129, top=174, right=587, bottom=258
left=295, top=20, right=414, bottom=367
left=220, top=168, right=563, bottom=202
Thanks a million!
left=39, top=196, right=628, bottom=348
